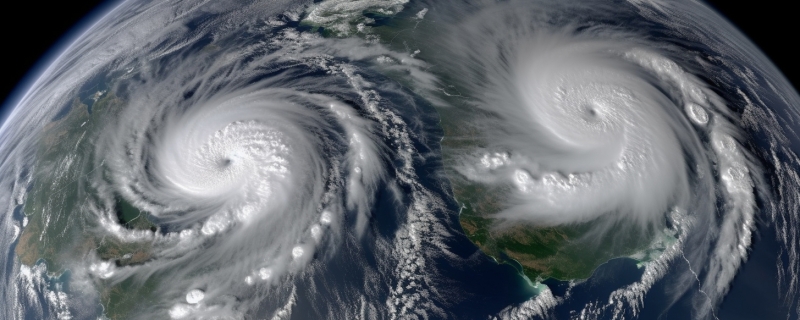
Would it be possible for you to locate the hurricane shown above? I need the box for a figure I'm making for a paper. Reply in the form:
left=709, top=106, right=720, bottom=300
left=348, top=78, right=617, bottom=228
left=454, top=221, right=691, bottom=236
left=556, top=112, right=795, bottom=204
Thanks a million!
left=414, top=0, right=766, bottom=317
left=2, top=0, right=800, bottom=319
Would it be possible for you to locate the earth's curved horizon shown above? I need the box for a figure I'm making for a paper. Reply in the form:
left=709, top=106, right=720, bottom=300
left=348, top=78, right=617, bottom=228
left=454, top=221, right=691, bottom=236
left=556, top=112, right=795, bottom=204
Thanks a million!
left=2, top=0, right=800, bottom=319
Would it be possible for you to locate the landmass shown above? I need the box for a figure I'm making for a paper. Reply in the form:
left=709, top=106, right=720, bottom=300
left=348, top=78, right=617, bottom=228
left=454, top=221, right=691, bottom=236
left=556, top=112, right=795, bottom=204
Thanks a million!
left=304, top=7, right=662, bottom=282
left=14, top=84, right=160, bottom=319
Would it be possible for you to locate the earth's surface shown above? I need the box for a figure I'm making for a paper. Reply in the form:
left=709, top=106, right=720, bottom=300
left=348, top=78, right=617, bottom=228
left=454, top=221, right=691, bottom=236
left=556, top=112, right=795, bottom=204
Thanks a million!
left=1, top=0, right=800, bottom=319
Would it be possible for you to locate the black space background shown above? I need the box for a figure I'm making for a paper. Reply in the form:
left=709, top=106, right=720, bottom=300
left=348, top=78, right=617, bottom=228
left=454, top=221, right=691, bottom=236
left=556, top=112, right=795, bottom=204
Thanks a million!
left=0, top=0, right=111, bottom=111
left=0, top=1, right=793, bottom=318
left=0, top=1, right=795, bottom=112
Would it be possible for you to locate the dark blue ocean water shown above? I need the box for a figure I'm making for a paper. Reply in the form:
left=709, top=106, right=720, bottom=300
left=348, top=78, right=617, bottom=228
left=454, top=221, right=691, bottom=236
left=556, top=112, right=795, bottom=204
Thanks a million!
left=8, top=1, right=800, bottom=318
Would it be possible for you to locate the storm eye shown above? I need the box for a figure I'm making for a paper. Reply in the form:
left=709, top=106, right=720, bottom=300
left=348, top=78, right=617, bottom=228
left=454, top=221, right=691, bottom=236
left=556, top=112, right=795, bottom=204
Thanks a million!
left=581, top=104, right=600, bottom=121
left=218, top=158, right=232, bottom=168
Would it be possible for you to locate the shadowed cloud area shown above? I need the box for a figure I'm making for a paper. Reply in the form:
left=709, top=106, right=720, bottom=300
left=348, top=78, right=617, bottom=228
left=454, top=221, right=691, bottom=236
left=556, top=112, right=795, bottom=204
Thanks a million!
left=1, top=0, right=799, bottom=319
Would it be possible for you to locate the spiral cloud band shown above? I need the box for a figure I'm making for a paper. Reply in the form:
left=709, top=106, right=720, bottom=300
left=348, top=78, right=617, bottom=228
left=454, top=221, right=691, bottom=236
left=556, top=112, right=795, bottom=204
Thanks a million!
left=460, top=36, right=695, bottom=229
left=94, top=75, right=388, bottom=317
left=415, top=0, right=762, bottom=317
left=1, top=0, right=798, bottom=319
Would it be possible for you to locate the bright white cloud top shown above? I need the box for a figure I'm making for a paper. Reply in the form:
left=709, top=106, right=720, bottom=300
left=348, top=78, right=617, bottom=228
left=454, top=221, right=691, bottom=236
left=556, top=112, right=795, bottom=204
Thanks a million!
left=0, top=0, right=799, bottom=319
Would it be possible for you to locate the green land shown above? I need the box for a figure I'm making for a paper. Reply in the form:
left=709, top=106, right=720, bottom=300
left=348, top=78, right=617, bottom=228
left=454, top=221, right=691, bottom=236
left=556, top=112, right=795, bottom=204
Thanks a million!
left=436, top=104, right=658, bottom=281
left=10, top=12, right=671, bottom=320
left=347, top=11, right=664, bottom=282
left=14, top=88, right=160, bottom=319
